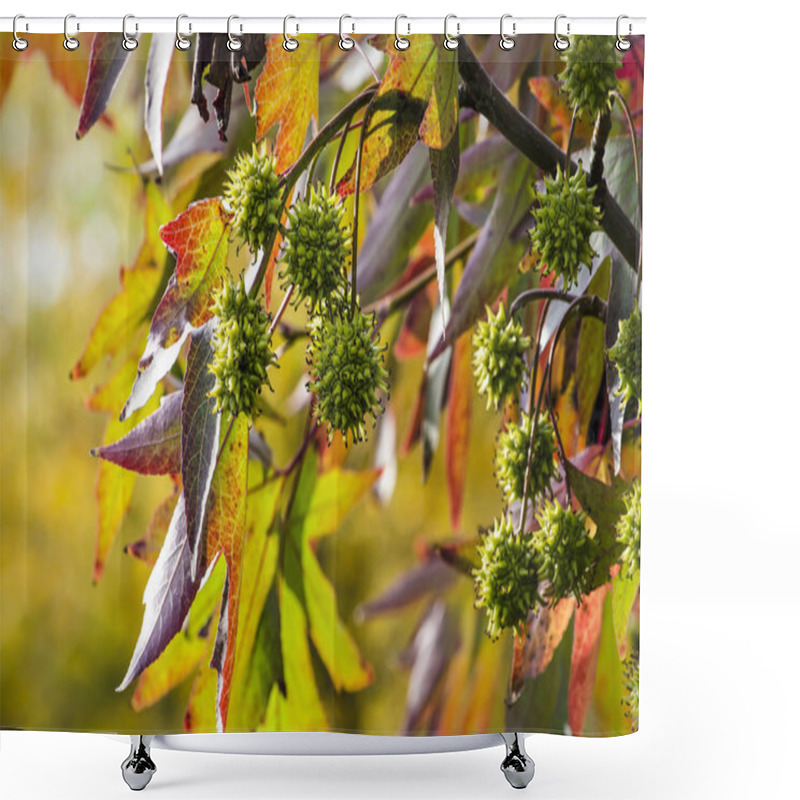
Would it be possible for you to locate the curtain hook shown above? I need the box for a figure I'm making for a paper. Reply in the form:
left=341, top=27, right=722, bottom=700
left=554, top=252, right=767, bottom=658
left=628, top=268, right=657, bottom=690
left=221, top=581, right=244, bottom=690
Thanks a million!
left=122, top=14, right=139, bottom=51
left=175, top=14, right=191, bottom=50
left=63, top=13, right=80, bottom=51
left=283, top=16, right=299, bottom=51
left=616, top=15, right=632, bottom=52
left=12, top=15, right=29, bottom=51
left=227, top=15, right=243, bottom=51
left=339, top=15, right=355, bottom=51
left=394, top=15, right=410, bottom=51
left=499, top=14, right=516, bottom=50
left=553, top=14, right=570, bottom=51
left=443, top=14, right=459, bottom=50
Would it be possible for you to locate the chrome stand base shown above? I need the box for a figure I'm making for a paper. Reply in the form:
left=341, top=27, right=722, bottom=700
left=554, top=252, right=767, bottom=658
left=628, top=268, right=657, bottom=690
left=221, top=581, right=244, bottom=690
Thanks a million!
left=121, top=736, right=156, bottom=791
left=500, top=733, right=535, bottom=789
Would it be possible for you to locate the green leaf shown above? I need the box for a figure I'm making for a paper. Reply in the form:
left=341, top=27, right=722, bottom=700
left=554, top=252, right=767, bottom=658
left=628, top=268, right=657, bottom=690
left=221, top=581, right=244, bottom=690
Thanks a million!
left=419, top=40, right=459, bottom=149
left=287, top=459, right=381, bottom=543
left=611, top=569, right=639, bottom=658
left=300, top=541, right=374, bottom=692
left=590, top=591, right=628, bottom=733
left=564, top=458, right=627, bottom=549
left=429, top=128, right=460, bottom=316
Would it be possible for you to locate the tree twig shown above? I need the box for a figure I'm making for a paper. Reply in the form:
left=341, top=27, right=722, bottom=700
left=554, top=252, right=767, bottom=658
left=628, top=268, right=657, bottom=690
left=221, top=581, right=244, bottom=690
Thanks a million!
left=458, top=42, right=639, bottom=271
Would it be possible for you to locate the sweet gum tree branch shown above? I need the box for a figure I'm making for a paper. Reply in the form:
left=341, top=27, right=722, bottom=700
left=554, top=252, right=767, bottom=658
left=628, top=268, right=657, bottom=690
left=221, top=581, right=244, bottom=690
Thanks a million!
left=457, top=41, right=640, bottom=271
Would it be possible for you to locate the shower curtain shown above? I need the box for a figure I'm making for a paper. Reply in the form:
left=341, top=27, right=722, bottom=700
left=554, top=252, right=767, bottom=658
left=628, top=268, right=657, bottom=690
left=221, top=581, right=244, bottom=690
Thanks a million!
left=0, top=27, right=642, bottom=738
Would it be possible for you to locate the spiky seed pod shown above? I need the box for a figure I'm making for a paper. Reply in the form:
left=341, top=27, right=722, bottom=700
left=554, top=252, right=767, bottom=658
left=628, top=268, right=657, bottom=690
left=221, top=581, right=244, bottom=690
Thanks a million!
left=223, top=142, right=282, bottom=254
left=495, top=413, right=559, bottom=505
left=622, top=649, right=639, bottom=731
left=616, top=479, right=641, bottom=579
left=280, top=184, right=352, bottom=313
left=207, top=274, right=277, bottom=419
left=472, top=304, right=531, bottom=412
left=530, top=164, right=602, bottom=290
left=608, top=306, right=642, bottom=415
left=307, top=305, right=389, bottom=445
left=535, top=500, right=598, bottom=604
left=473, top=514, right=542, bottom=641
left=560, top=35, right=621, bottom=119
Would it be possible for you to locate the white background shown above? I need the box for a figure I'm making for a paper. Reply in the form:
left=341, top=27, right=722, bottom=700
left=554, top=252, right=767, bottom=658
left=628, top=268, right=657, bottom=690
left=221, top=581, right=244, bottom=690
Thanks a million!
left=3, top=0, right=800, bottom=798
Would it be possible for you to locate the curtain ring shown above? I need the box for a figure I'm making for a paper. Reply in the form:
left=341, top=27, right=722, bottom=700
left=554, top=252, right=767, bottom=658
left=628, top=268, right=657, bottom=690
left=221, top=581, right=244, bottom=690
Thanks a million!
left=499, top=14, right=516, bottom=50
left=394, top=15, right=410, bottom=51
left=175, top=14, right=191, bottom=51
left=339, top=15, right=355, bottom=51
left=553, top=14, right=570, bottom=51
left=616, top=15, right=632, bottom=52
left=227, top=15, right=243, bottom=51
left=443, top=14, right=459, bottom=50
left=63, top=14, right=80, bottom=51
left=283, top=16, right=299, bottom=51
left=12, top=15, right=29, bottom=51
left=121, top=14, right=139, bottom=51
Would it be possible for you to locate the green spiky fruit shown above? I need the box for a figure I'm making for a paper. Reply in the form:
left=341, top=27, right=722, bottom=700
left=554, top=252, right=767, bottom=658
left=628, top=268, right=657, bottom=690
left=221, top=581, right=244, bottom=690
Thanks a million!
left=608, top=306, right=642, bottom=415
left=535, top=500, right=598, bottom=604
left=495, top=413, right=559, bottom=505
left=560, top=35, right=621, bottom=119
left=617, top=479, right=641, bottom=579
left=280, top=184, right=351, bottom=312
left=223, top=142, right=282, bottom=253
left=307, top=305, right=389, bottom=444
left=208, top=274, right=278, bottom=419
left=473, top=514, right=542, bottom=640
left=472, top=304, right=531, bottom=412
left=622, top=649, right=639, bottom=731
left=530, top=164, right=601, bottom=290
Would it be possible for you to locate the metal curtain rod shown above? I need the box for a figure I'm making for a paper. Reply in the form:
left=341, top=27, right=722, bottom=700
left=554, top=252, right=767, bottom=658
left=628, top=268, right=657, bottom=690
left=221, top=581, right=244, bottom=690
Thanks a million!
left=0, top=15, right=646, bottom=36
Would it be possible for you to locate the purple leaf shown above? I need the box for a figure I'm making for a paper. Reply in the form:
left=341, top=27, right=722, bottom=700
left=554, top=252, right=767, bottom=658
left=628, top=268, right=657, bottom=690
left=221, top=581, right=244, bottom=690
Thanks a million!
left=181, top=323, right=221, bottom=579
left=117, top=493, right=203, bottom=692
left=76, top=33, right=135, bottom=139
left=144, top=33, right=174, bottom=177
left=93, top=391, right=182, bottom=475
left=429, top=132, right=460, bottom=327
left=423, top=298, right=452, bottom=480
left=354, top=560, right=456, bottom=622
left=357, top=144, right=431, bottom=305
left=431, top=156, right=533, bottom=360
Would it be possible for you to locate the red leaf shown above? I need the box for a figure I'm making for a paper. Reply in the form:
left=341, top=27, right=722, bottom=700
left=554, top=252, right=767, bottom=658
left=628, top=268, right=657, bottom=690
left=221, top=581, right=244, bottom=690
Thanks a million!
left=254, top=34, right=320, bottom=173
left=568, top=585, right=608, bottom=735
left=121, top=198, right=230, bottom=421
left=76, top=33, right=134, bottom=139
left=93, top=392, right=182, bottom=475
left=445, top=334, right=472, bottom=530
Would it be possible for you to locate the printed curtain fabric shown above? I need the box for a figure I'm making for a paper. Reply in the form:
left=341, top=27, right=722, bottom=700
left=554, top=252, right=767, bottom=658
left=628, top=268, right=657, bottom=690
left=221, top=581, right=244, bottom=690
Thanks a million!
left=0, top=30, right=643, bottom=736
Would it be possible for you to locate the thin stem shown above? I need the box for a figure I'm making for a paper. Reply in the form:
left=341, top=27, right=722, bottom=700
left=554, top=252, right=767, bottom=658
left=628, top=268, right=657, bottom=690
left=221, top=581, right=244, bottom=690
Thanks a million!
left=509, top=288, right=575, bottom=319
left=515, top=299, right=551, bottom=537
left=612, top=89, right=643, bottom=294
left=541, top=294, right=608, bottom=508
left=329, top=118, right=351, bottom=194
left=350, top=113, right=369, bottom=318
left=564, top=108, right=578, bottom=179
left=367, top=230, right=480, bottom=319
left=268, top=284, right=295, bottom=338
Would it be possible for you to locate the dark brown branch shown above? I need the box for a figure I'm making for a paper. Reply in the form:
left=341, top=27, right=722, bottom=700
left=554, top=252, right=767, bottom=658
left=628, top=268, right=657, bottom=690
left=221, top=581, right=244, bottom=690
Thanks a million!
left=458, top=42, right=640, bottom=271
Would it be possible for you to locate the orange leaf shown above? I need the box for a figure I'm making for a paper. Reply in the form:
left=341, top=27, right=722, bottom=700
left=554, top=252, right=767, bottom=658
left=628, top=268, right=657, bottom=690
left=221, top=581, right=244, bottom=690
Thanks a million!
left=568, top=584, right=607, bottom=735
left=337, top=35, right=437, bottom=196
left=445, top=333, right=472, bottom=530
left=121, top=198, right=230, bottom=421
left=205, top=414, right=249, bottom=731
left=254, top=34, right=320, bottom=173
